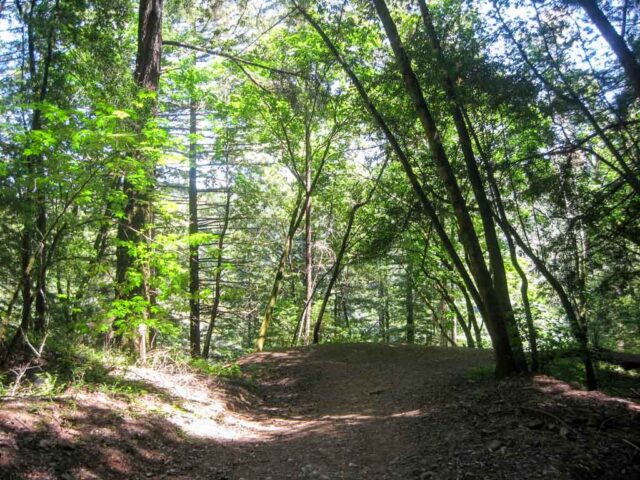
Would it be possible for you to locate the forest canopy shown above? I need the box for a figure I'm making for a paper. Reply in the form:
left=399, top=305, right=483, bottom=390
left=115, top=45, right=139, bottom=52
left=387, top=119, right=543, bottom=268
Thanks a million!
left=1, top=0, right=639, bottom=391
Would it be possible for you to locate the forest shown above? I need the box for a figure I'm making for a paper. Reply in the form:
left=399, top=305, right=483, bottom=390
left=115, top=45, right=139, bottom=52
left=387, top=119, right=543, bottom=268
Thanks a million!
left=0, top=0, right=639, bottom=478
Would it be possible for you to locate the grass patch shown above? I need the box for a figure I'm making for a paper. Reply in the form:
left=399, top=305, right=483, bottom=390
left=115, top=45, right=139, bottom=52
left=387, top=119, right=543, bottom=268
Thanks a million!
left=189, top=358, right=243, bottom=379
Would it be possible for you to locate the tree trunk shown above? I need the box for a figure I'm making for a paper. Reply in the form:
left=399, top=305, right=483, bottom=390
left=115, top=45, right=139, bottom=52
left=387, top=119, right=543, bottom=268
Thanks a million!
left=10, top=235, right=34, bottom=357
left=442, top=288, right=473, bottom=348
left=371, top=0, right=520, bottom=375
left=7, top=0, right=59, bottom=356
left=462, top=107, right=539, bottom=369
left=405, top=264, right=415, bottom=344
left=384, top=293, right=390, bottom=343
left=378, top=277, right=387, bottom=343
left=301, top=128, right=313, bottom=345
left=420, top=291, right=455, bottom=347
left=342, top=290, right=351, bottom=335
left=188, top=96, right=200, bottom=358
left=558, top=160, right=597, bottom=390
left=420, top=263, right=475, bottom=348
left=202, top=163, right=232, bottom=359
left=115, top=0, right=163, bottom=360
left=256, top=114, right=335, bottom=350
left=576, top=0, right=640, bottom=97
left=29, top=1, right=55, bottom=335
left=256, top=189, right=305, bottom=351
left=300, top=3, right=519, bottom=375
left=417, top=0, right=525, bottom=368
left=456, top=277, right=483, bottom=347
left=313, top=202, right=361, bottom=343
left=34, top=204, right=47, bottom=333
left=509, top=243, right=538, bottom=370
left=494, top=210, right=597, bottom=389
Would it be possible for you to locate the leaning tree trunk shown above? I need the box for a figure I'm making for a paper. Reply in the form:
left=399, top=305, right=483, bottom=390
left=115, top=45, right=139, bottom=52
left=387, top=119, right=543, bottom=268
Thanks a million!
left=417, top=0, right=525, bottom=368
left=461, top=107, right=539, bottom=369
left=298, top=3, right=518, bottom=376
left=256, top=189, right=304, bottom=351
left=371, top=0, right=521, bottom=374
left=575, top=0, right=640, bottom=97
left=256, top=117, right=335, bottom=350
left=419, top=290, right=455, bottom=347
left=420, top=262, right=475, bottom=348
left=453, top=275, right=483, bottom=348
left=494, top=205, right=597, bottom=389
left=313, top=202, right=362, bottom=343
left=439, top=285, right=474, bottom=348
left=312, top=156, right=387, bottom=343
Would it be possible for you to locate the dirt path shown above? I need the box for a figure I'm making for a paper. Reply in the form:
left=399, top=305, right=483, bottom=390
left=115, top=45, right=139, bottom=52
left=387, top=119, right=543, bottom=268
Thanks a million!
left=1, top=344, right=639, bottom=479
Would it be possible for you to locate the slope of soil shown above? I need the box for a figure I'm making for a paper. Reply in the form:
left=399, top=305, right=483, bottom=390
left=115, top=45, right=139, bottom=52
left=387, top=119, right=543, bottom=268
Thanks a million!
left=1, top=344, right=639, bottom=479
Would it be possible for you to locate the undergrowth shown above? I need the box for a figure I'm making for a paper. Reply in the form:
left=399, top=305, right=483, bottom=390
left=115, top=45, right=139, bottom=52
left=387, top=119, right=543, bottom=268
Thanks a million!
left=465, top=355, right=639, bottom=402
left=189, top=358, right=242, bottom=379
left=0, top=341, right=247, bottom=398
left=542, top=356, right=640, bottom=399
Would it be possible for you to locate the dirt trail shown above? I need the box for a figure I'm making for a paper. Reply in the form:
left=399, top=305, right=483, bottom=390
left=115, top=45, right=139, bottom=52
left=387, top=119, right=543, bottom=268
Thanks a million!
left=1, top=344, right=639, bottom=480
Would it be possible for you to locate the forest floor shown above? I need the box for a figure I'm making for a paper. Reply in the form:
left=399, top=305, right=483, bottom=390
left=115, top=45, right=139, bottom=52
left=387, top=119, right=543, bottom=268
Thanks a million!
left=1, top=343, right=639, bottom=480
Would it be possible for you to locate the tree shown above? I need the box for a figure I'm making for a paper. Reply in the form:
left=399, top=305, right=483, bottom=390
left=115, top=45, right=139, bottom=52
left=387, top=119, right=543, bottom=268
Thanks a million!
left=574, top=0, right=640, bottom=97
left=114, top=0, right=164, bottom=361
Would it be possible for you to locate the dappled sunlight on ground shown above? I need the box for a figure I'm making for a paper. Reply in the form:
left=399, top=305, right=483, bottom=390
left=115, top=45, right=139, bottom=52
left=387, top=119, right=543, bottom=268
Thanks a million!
left=532, top=375, right=640, bottom=412
left=1, top=344, right=638, bottom=479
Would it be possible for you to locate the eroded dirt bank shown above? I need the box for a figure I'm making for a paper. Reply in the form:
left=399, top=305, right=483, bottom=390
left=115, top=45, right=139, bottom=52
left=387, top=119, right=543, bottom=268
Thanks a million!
left=1, top=344, right=639, bottom=479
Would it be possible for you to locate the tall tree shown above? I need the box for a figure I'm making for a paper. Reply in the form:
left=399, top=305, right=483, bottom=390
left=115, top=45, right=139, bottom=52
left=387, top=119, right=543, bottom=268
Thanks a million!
left=115, top=0, right=164, bottom=360
left=416, top=0, right=525, bottom=366
left=370, top=0, right=525, bottom=372
left=188, top=93, right=200, bottom=357
left=296, top=2, right=520, bottom=376
left=574, top=0, right=640, bottom=97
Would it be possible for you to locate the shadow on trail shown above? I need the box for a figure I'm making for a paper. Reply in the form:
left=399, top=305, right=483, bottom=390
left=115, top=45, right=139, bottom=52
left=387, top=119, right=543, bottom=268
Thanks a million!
left=1, top=344, right=638, bottom=480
